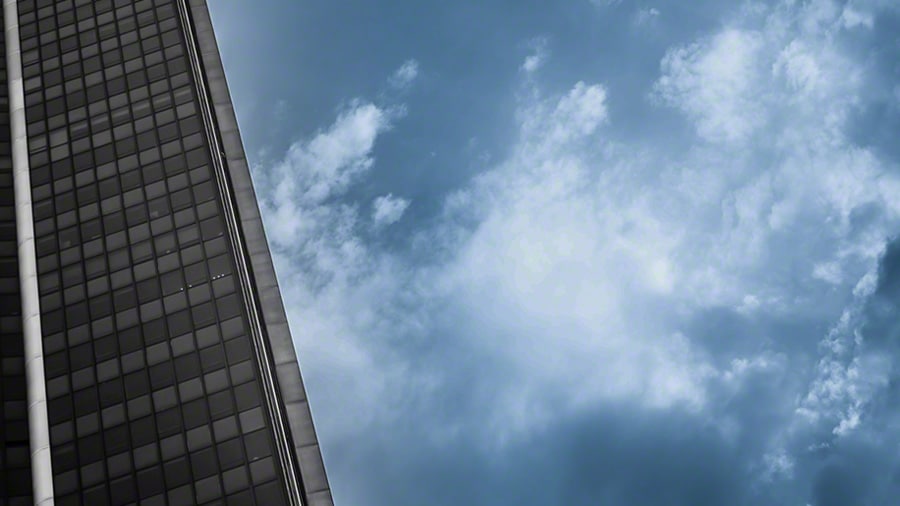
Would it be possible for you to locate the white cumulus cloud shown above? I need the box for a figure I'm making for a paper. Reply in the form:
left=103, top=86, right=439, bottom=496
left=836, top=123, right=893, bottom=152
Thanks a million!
left=372, top=193, right=411, bottom=228
left=654, top=28, right=766, bottom=143
left=389, top=59, right=420, bottom=89
left=520, top=38, right=549, bottom=74
left=255, top=0, right=900, bottom=477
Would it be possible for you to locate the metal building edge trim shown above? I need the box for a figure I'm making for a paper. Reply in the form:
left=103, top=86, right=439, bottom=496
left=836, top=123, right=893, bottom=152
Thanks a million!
left=173, top=3, right=305, bottom=506
left=3, top=0, right=55, bottom=504
left=177, top=2, right=334, bottom=505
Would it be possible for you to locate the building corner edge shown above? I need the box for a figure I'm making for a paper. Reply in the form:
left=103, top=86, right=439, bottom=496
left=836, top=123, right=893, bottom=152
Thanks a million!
left=178, top=1, right=334, bottom=505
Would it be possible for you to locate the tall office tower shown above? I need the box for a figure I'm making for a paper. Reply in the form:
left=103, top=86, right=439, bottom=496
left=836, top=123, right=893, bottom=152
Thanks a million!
left=1, top=1, right=332, bottom=505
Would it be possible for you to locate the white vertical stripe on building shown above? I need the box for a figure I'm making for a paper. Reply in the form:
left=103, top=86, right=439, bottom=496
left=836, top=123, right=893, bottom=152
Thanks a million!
left=4, top=0, right=55, bottom=504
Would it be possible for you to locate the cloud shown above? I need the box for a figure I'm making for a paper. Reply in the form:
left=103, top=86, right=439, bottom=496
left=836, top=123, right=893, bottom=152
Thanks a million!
left=261, top=101, right=388, bottom=212
left=813, top=261, right=844, bottom=284
left=796, top=270, right=891, bottom=435
left=634, top=7, right=661, bottom=26
left=431, top=80, right=720, bottom=432
left=840, top=5, right=874, bottom=29
left=372, top=193, right=411, bottom=227
left=252, top=99, right=414, bottom=439
left=255, top=0, right=900, bottom=503
left=389, top=59, right=420, bottom=89
left=520, top=38, right=548, bottom=74
left=654, top=28, right=766, bottom=143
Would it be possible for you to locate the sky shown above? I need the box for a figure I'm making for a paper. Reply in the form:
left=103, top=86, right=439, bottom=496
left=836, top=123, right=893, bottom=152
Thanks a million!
left=207, top=1, right=900, bottom=504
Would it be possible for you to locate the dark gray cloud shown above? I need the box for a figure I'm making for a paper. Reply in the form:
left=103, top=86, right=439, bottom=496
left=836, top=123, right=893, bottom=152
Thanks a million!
left=329, top=408, right=746, bottom=506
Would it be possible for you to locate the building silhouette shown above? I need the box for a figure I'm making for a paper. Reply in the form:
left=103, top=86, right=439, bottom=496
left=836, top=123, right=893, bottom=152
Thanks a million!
left=1, top=1, right=331, bottom=504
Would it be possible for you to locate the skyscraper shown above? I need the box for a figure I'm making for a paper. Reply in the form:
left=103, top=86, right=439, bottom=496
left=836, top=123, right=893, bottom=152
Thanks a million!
left=1, top=1, right=332, bottom=505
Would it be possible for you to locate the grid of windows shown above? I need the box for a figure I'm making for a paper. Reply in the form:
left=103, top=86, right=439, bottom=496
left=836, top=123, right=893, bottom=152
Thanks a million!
left=0, top=6, right=35, bottom=503
left=18, top=0, right=291, bottom=504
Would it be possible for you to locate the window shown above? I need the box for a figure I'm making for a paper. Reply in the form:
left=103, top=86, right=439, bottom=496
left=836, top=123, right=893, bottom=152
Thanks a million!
left=134, top=442, right=160, bottom=470
left=185, top=424, right=211, bottom=450
left=213, top=416, right=240, bottom=441
left=250, top=457, right=276, bottom=485
left=217, top=438, right=244, bottom=471
left=101, top=403, right=125, bottom=428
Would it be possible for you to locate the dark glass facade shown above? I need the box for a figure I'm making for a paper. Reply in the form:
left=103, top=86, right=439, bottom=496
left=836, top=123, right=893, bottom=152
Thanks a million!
left=1, top=1, right=331, bottom=505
